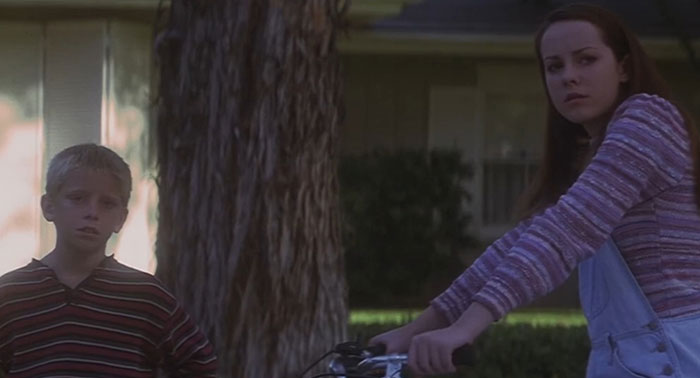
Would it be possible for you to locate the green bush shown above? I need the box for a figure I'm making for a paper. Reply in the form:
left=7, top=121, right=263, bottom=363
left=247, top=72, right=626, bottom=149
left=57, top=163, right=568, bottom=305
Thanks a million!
left=348, top=322, right=589, bottom=378
left=340, top=149, right=476, bottom=307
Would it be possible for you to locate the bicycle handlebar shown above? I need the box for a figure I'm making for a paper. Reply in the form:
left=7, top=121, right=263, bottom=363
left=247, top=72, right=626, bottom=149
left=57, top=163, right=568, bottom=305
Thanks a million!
left=315, top=341, right=476, bottom=378
left=365, top=343, right=475, bottom=367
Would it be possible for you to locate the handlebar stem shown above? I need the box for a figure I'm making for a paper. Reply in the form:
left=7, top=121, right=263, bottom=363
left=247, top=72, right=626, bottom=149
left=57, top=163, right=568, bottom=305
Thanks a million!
left=357, top=354, right=407, bottom=378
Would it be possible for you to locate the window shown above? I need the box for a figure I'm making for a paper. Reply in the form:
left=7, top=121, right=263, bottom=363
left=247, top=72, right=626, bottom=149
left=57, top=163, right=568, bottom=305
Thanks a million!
left=482, top=159, right=538, bottom=224
left=482, top=94, right=545, bottom=225
left=0, top=23, right=43, bottom=274
left=0, top=20, right=156, bottom=274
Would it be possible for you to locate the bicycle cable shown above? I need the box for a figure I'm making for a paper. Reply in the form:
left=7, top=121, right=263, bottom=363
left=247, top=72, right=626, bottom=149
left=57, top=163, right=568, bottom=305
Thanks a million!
left=297, top=351, right=334, bottom=378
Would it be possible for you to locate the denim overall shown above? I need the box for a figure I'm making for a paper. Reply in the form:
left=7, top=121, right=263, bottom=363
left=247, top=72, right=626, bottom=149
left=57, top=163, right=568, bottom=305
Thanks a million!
left=579, top=239, right=700, bottom=377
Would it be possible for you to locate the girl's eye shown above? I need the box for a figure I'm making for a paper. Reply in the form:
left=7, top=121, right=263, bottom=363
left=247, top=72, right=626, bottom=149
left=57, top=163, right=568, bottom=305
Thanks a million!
left=580, top=56, right=596, bottom=64
left=546, top=63, right=562, bottom=73
left=68, top=195, right=84, bottom=202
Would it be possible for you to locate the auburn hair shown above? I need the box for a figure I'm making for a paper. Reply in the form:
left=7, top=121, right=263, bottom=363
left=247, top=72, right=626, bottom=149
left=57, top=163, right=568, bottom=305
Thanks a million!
left=517, top=3, right=700, bottom=219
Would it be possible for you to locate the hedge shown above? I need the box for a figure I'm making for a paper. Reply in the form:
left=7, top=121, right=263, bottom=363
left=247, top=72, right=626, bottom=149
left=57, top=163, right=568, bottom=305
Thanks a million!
left=348, top=322, right=590, bottom=378
left=340, top=149, right=476, bottom=307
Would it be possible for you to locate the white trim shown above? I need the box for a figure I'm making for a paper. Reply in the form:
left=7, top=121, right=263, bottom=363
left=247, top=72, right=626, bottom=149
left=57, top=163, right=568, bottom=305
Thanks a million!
left=0, top=0, right=417, bottom=19
left=339, top=32, right=535, bottom=57
left=100, top=21, right=111, bottom=145
left=0, top=0, right=419, bottom=25
left=339, top=31, right=700, bottom=61
left=37, top=22, right=46, bottom=258
left=0, top=0, right=163, bottom=8
left=351, top=0, right=418, bottom=19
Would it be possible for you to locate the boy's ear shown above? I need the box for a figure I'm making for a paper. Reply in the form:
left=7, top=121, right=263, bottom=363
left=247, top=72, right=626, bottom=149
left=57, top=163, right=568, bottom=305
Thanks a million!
left=113, top=208, right=129, bottom=233
left=41, top=194, right=56, bottom=222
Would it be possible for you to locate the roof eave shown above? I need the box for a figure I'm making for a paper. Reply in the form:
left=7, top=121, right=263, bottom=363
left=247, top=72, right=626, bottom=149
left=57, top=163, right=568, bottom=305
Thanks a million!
left=339, top=31, right=699, bottom=61
left=0, top=0, right=419, bottom=21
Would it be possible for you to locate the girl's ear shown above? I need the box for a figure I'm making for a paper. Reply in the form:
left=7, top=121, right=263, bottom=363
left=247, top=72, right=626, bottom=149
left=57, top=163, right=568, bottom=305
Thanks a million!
left=618, top=55, right=630, bottom=83
left=41, top=194, right=56, bottom=222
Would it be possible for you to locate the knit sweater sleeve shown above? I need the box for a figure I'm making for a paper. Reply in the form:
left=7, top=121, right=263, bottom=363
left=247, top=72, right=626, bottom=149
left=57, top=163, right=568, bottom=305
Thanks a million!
left=430, top=218, right=534, bottom=323
left=469, top=93, right=689, bottom=319
left=160, top=303, right=218, bottom=377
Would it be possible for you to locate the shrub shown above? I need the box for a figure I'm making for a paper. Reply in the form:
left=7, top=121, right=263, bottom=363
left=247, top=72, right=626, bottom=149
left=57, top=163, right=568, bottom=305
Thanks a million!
left=339, top=149, right=476, bottom=307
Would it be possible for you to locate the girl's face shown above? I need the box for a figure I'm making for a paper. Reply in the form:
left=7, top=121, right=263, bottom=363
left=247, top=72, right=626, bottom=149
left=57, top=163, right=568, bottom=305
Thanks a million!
left=540, top=20, right=629, bottom=136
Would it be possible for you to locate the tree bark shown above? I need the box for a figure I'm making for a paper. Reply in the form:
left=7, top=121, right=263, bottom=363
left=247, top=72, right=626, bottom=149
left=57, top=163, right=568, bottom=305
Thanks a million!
left=153, top=1, right=348, bottom=376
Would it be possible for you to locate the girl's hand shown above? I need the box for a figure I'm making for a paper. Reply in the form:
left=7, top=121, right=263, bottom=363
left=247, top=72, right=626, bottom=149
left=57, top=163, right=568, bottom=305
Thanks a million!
left=407, top=302, right=495, bottom=376
left=406, top=326, right=472, bottom=375
left=369, top=306, right=450, bottom=354
left=368, top=324, right=415, bottom=354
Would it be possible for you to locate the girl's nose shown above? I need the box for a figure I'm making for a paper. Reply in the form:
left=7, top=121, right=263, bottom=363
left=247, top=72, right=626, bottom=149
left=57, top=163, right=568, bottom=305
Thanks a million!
left=561, top=65, right=580, bottom=86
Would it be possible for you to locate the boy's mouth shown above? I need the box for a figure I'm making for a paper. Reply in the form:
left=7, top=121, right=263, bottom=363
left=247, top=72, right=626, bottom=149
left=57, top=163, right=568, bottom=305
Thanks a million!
left=77, top=227, right=99, bottom=235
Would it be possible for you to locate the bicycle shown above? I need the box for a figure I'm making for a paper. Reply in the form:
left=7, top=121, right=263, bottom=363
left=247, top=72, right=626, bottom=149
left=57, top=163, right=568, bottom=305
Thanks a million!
left=299, top=341, right=475, bottom=378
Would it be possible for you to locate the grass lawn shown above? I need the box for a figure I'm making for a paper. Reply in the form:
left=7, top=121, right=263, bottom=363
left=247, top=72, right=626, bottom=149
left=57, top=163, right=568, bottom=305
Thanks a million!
left=350, top=308, right=586, bottom=327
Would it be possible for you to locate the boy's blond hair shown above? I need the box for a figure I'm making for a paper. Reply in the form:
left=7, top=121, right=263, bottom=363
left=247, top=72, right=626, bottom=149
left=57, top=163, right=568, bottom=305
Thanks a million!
left=46, top=143, right=132, bottom=205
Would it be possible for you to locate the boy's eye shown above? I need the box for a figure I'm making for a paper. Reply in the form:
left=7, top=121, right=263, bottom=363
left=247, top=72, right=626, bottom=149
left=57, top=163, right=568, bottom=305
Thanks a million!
left=68, top=195, right=85, bottom=202
left=101, top=200, right=118, bottom=209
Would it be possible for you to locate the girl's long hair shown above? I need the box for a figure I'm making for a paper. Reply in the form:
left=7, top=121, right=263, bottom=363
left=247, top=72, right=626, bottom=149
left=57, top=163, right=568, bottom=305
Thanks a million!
left=517, top=3, right=700, bottom=219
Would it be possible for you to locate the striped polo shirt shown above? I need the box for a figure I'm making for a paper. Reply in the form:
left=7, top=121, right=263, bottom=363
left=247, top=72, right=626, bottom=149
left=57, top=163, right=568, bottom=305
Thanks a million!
left=433, top=93, right=700, bottom=321
left=0, top=256, right=217, bottom=377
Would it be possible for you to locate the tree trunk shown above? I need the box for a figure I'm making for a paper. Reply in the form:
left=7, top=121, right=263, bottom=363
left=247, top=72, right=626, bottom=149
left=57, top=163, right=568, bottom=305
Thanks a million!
left=153, top=1, right=348, bottom=376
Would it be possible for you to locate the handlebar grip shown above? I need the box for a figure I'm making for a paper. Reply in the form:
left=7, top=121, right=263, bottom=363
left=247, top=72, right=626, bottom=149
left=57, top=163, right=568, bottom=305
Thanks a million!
left=452, top=344, right=476, bottom=367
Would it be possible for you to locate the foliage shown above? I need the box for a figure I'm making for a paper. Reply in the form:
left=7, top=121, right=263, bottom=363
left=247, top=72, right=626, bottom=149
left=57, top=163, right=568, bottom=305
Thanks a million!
left=340, top=149, right=476, bottom=307
left=348, top=322, right=589, bottom=378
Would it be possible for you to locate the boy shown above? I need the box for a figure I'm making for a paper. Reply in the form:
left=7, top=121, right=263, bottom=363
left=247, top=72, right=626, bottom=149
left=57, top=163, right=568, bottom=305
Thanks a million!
left=0, top=144, right=217, bottom=377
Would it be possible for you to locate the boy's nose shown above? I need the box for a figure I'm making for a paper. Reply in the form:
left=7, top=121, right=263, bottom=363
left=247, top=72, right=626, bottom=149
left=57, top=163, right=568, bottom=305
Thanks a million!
left=84, top=200, right=100, bottom=219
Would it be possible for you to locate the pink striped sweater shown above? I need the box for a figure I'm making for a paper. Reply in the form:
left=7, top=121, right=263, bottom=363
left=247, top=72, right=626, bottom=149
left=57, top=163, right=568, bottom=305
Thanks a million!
left=432, top=93, right=700, bottom=321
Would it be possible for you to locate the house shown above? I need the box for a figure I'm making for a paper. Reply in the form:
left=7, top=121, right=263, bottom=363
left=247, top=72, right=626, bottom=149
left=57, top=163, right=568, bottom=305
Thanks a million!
left=0, top=0, right=423, bottom=275
left=340, top=0, right=700, bottom=307
left=1, top=0, right=699, bottom=288
left=340, top=0, right=700, bottom=241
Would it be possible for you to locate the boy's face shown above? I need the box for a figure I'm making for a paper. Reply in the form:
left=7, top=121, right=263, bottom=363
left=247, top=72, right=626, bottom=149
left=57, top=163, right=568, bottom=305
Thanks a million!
left=41, top=168, right=128, bottom=254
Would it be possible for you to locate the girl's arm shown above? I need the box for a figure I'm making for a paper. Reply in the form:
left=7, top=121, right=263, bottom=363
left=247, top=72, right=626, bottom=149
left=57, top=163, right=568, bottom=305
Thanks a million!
left=471, top=94, right=689, bottom=319
left=431, top=217, right=535, bottom=323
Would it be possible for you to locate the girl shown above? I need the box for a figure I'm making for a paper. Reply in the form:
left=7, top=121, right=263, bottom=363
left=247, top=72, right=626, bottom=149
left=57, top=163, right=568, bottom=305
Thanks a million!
left=371, top=4, right=700, bottom=377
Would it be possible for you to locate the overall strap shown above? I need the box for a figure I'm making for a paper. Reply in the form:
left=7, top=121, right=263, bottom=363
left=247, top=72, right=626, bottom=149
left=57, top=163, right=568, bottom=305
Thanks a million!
left=578, top=238, right=659, bottom=342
